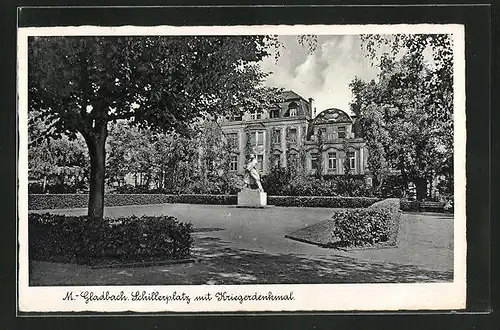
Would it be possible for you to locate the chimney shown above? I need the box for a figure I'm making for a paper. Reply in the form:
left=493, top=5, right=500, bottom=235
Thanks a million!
left=308, top=98, right=314, bottom=117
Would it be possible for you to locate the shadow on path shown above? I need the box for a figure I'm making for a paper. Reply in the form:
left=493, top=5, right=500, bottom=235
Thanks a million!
left=30, top=234, right=453, bottom=286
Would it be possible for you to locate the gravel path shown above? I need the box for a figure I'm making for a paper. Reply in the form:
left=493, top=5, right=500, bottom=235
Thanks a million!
left=29, top=204, right=454, bottom=285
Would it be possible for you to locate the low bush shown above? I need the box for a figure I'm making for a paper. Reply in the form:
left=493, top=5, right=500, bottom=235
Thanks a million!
left=261, top=166, right=293, bottom=195
left=399, top=199, right=420, bottom=212
left=443, top=199, right=454, bottom=213
left=28, top=194, right=237, bottom=210
left=29, top=194, right=89, bottom=210
left=121, top=174, right=242, bottom=196
left=368, top=198, right=402, bottom=245
left=29, top=182, right=81, bottom=194
left=369, top=198, right=402, bottom=213
left=376, top=175, right=406, bottom=198
left=29, top=213, right=193, bottom=265
left=331, top=198, right=401, bottom=247
left=115, top=184, right=149, bottom=194
left=268, top=196, right=381, bottom=208
left=29, top=194, right=380, bottom=210
left=262, top=172, right=374, bottom=197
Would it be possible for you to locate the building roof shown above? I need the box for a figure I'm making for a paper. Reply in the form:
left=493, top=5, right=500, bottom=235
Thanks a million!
left=271, top=90, right=311, bottom=118
left=280, top=90, right=308, bottom=102
left=313, top=108, right=353, bottom=124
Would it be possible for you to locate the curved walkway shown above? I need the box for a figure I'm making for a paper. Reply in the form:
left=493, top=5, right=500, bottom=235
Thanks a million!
left=29, top=204, right=454, bottom=285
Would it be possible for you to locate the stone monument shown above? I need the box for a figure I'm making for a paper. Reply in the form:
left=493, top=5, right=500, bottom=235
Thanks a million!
left=238, top=154, right=267, bottom=207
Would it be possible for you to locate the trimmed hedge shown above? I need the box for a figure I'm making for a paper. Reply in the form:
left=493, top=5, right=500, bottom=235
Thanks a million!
left=268, top=196, right=381, bottom=208
left=399, top=199, right=420, bottom=212
left=399, top=199, right=452, bottom=213
left=29, top=213, right=193, bottom=265
left=28, top=194, right=381, bottom=210
left=28, top=194, right=237, bottom=210
left=331, top=198, right=402, bottom=247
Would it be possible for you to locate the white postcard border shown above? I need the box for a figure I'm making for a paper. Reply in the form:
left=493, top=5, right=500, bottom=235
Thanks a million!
left=17, top=24, right=466, bottom=313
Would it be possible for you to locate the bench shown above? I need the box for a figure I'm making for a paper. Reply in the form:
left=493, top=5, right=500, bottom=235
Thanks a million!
left=419, top=201, right=445, bottom=213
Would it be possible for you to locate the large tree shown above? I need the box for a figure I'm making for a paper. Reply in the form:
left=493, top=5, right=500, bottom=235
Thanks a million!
left=29, top=36, right=277, bottom=219
left=350, top=34, right=454, bottom=200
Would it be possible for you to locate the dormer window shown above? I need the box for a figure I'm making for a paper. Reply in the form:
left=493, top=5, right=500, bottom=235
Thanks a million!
left=286, top=102, right=298, bottom=117
left=270, top=108, right=280, bottom=119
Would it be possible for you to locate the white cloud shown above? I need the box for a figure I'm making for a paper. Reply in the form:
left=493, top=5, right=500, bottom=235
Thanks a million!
left=261, top=35, right=380, bottom=116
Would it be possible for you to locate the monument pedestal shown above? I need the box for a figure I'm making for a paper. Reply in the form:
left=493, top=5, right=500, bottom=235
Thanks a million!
left=237, top=189, right=267, bottom=208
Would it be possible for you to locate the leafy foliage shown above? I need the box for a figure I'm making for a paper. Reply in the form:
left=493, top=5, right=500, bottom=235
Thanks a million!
left=105, top=120, right=241, bottom=194
left=262, top=170, right=373, bottom=197
left=28, top=110, right=89, bottom=193
left=29, top=36, right=279, bottom=218
left=350, top=34, right=454, bottom=201
left=399, top=199, right=420, bottom=212
left=29, top=213, right=193, bottom=265
left=269, top=196, right=381, bottom=208
left=29, top=36, right=278, bottom=137
left=28, top=194, right=239, bottom=210
left=331, top=198, right=401, bottom=247
left=28, top=193, right=381, bottom=211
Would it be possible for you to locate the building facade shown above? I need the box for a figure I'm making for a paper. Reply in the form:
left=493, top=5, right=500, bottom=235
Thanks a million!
left=220, top=91, right=369, bottom=178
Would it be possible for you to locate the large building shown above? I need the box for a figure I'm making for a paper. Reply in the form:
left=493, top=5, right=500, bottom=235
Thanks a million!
left=220, top=90, right=369, bottom=178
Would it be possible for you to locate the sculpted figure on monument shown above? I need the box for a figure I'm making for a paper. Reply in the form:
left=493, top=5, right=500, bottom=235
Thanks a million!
left=243, top=154, right=264, bottom=192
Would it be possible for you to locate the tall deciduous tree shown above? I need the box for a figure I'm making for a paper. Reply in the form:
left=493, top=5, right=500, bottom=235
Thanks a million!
left=29, top=36, right=278, bottom=219
left=351, top=34, right=453, bottom=200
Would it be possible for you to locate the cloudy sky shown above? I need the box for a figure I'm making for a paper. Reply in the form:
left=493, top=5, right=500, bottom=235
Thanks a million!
left=260, top=35, right=381, bottom=116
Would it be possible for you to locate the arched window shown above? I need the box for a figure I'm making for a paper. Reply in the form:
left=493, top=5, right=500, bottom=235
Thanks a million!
left=310, top=153, right=320, bottom=170
left=286, top=102, right=298, bottom=117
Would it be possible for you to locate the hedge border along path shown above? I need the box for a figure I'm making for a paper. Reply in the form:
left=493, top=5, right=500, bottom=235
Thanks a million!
left=285, top=198, right=402, bottom=249
left=28, top=194, right=382, bottom=210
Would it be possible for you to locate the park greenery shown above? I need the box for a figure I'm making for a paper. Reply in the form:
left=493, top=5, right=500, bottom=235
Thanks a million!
left=350, top=34, right=454, bottom=202
left=29, top=36, right=281, bottom=219
left=29, top=213, right=193, bottom=265
left=27, top=34, right=456, bottom=265
left=28, top=34, right=454, bottom=219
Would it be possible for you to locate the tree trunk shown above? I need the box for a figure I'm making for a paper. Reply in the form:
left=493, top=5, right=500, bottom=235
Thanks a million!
left=84, top=122, right=108, bottom=220
left=415, top=177, right=428, bottom=201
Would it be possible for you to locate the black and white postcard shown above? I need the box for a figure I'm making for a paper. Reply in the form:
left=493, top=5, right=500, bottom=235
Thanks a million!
left=18, top=24, right=466, bottom=313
